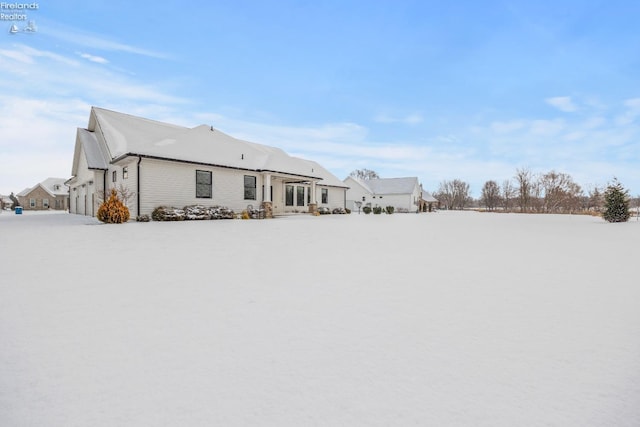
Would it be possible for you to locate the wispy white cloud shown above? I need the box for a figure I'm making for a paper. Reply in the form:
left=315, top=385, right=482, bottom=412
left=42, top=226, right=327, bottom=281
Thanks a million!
left=546, top=96, right=578, bottom=112
left=78, top=52, right=109, bottom=64
left=615, top=98, right=640, bottom=125
left=44, top=24, right=170, bottom=59
left=0, top=44, right=186, bottom=194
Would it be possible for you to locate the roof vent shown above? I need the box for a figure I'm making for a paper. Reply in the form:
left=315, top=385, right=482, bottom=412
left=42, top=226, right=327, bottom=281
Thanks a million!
left=210, top=126, right=214, bottom=131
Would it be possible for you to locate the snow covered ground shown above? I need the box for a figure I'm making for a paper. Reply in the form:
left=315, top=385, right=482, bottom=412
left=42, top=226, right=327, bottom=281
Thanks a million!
left=1, top=210, right=639, bottom=426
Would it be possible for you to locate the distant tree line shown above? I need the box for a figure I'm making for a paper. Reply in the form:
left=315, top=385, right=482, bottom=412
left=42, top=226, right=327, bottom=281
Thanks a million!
left=349, top=167, right=637, bottom=220
left=434, top=167, right=637, bottom=216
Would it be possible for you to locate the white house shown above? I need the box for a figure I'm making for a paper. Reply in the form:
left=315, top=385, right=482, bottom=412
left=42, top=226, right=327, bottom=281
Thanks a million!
left=344, top=176, right=437, bottom=213
left=67, top=107, right=348, bottom=218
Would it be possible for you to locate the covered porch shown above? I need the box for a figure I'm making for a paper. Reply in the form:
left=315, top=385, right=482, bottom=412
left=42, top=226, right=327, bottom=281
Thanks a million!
left=259, top=172, right=322, bottom=217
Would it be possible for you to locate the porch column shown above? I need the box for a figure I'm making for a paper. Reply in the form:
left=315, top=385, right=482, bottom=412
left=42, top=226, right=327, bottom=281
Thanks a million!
left=308, top=180, right=318, bottom=214
left=262, top=173, right=273, bottom=218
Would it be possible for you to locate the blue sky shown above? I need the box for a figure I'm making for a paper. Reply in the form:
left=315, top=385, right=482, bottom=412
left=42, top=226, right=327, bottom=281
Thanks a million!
left=1, top=0, right=639, bottom=197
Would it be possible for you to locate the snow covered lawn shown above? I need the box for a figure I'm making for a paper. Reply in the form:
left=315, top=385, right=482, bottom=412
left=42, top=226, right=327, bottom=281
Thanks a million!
left=1, top=211, right=639, bottom=426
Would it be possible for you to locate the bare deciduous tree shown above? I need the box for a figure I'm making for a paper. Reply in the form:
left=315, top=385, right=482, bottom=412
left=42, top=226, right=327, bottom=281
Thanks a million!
left=536, top=171, right=583, bottom=213
left=481, top=180, right=501, bottom=211
left=501, top=180, right=516, bottom=211
left=436, top=179, right=471, bottom=210
left=515, top=168, right=532, bottom=212
left=98, top=184, right=136, bottom=208
left=350, top=169, right=380, bottom=180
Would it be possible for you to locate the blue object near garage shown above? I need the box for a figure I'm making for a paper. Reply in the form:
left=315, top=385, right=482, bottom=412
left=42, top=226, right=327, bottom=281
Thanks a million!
left=15, top=206, right=23, bottom=214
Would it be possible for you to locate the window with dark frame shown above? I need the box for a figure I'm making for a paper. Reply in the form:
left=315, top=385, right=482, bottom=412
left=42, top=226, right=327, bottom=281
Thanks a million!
left=123, top=166, right=128, bottom=179
left=244, top=175, right=256, bottom=200
left=285, top=185, right=294, bottom=206
left=196, top=170, right=212, bottom=198
left=322, top=188, right=328, bottom=204
left=307, top=187, right=311, bottom=204
left=296, top=186, right=305, bottom=206
left=112, top=170, right=117, bottom=182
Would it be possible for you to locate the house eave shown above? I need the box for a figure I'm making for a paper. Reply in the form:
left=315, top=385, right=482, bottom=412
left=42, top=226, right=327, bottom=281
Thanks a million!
left=113, top=153, right=325, bottom=181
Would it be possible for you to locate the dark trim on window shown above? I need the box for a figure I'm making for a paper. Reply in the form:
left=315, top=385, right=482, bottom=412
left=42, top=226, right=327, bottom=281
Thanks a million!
left=196, top=170, right=212, bottom=198
left=322, top=188, right=328, bottom=204
left=244, top=175, right=256, bottom=200
left=285, top=185, right=294, bottom=206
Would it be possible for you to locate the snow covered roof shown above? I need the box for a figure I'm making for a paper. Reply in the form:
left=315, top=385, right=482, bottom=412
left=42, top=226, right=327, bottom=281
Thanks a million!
left=86, top=107, right=347, bottom=187
left=77, top=128, right=109, bottom=170
left=421, top=191, right=438, bottom=203
left=350, top=177, right=419, bottom=195
left=17, top=178, right=69, bottom=197
left=16, top=187, right=31, bottom=197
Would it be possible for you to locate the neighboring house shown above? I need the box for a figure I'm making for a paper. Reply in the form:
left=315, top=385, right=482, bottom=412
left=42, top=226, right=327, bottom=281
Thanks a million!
left=67, top=107, right=348, bottom=218
left=419, top=190, right=439, bottom=212
left=1, top=195, right=13, bottom=210
left=344, top=176, right=437, bottom=213
left=16, top=178, right=69, bottom=211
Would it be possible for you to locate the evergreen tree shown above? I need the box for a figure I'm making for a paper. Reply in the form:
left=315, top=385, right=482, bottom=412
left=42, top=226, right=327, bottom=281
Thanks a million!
left=602, top=178, right=630, bottom=223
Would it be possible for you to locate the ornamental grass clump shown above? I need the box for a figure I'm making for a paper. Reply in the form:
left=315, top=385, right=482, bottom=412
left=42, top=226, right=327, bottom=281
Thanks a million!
left=97, top=189, right=130, bottom=224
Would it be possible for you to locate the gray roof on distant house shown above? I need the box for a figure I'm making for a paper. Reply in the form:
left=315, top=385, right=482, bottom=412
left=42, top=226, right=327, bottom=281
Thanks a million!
left=354, top=177, right=419, bottom=195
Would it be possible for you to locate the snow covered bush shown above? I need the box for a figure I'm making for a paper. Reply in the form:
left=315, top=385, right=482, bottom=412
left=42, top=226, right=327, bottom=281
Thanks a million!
left=385, top=206, right=395, bottom=214
left=362, top=206, right=372, bottom=214
left=97, top=189, right=130, bottom=223
left=209, top=206, right=235, bottom=219
left=372, top=206, right=382, bottom=214
left=136, top=214, right=150, bottom=222
left=151, top=205, right=235, bottom=221
left=602, top=179, right=630, bottom=223
left=152, top=206, right=185, bottom=221
left=184, top=205, right=212, bottom=220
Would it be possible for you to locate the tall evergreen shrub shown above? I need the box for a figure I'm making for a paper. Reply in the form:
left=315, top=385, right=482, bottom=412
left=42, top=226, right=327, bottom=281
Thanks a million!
left=602, top=179, right=630, bottom=223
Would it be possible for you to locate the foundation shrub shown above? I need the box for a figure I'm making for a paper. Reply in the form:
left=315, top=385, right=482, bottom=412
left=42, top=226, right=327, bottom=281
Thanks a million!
left=151, top=206, right=185, bottom=221
left=97, top=189, right=130, bottom=224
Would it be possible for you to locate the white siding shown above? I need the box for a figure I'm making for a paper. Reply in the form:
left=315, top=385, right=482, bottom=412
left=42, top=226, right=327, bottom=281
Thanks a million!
left=70, top=145, right=104, bottom=216
left=106, top=160, right=138, bottom=216
left=344, top=177, right=371, bottom=211
left=320, top=186, right=346, bottom=210
left=139, top=158, right=263, bottom=215
left=370, top=194, right=414, bottom=211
